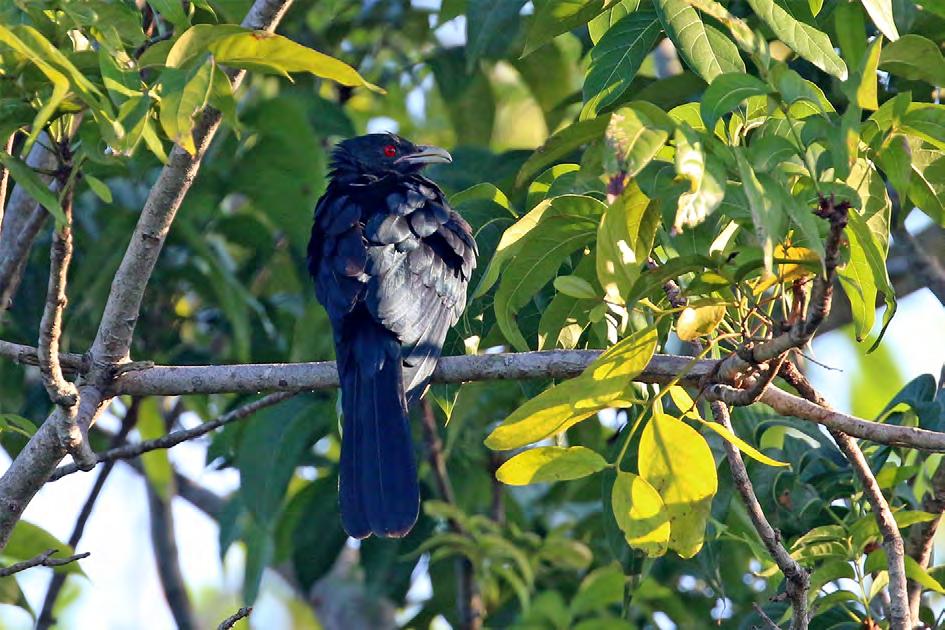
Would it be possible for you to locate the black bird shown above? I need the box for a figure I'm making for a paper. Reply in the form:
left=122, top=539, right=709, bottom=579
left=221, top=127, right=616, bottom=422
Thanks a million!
left=307, top=134, right=477, bottom=539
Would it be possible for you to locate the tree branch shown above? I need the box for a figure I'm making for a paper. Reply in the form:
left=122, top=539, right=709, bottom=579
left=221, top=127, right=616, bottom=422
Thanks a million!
left=0, top=134, right=14, bottom=230
left=893, top=225, right=945, bottom=307
left=147, top=481, right=197, bottom=630
left=0, top=549, right=89, bottom=578
left=49, top=392, right=295, bottom=481
left=780, top=362, right=910, bottom=630
left=0, top=0, right=296, bottom=551
left=217, top=607, right=252, bottom=630
left=0, top=339, right=87, bottom=373
left=714, top=400, right=809, bottom=629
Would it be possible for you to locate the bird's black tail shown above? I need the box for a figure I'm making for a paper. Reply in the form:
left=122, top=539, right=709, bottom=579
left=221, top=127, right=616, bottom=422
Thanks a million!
left=336, top=315, right=419, bottom=539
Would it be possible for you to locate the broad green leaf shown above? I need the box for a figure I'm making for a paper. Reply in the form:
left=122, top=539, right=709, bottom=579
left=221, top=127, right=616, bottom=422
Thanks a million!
left=98, top=47, right=141, bottom=104
left=539, top=251, right=599, bottom=350
left=673, top=126, right=726, bottom=231
left=745, top=0, right=847, bottom=79
left=554, top=274, right=599, bottom=299
left=486, top=326, right=656, bottom=449
left=496, top=446, right=609, bottom=485
left=208, top=69, right=239, bottom=131
left=0, top=152, right=65, bottom=225
left=876, top=135, right=912, bottom=202
left=770, top=64, right=833, bottom=112
left=138, top=398, right=173, bottom=501
left=495, top=196, right=605, bottom=350
left=473, top=193, right=549, bottom=299
left=860, top=0, right=899, bottom=41
left=466, top=0, right=526, bottom=69
left=597, top=182, right=660, bottom=304
left=847, top=210, right=896, bottom=350
left=612, top=471, right=671, bottom=557
left=525, top=0, right=609, bottom=55
left=83, top=174, right=112, bottom=204
left=166, top=24, right=246, bottom=68
left=0, top=414, right=36, bottom=438
left=207, top=30, right=383, bottom=92
left=834, top=1, right=866, bottom=68
left=517, top=115, right=612, bottom=186
left=429, top=48, right=496, bottom=147
left=570, top=566, right=626, bottom=616
left=908, top=142, right=945, bottom=226
left=604, top=103, right=674, bottom=178
left=655, top=0, right=744, bottom=82
left=700, top=72, right=771, bottom=131
left=526, top=163, right=582, bottom=210
left=148, top=0, right=189, bottom=31
left=159, top=61, right=215, bottom=155
left=899, top=104, right=945, bottom=152
left=3, top=521, right=85, bottom=576
left=854, top=37, right=883, bottom=111
left=865, top=551, right=945, bottom=595
left=639, top=413, right=718, bottom=557
left=879, top=35, right=945, bottom=87
left=676, top=305, right=725, bottom=340
left=589, top=0, right=642, bottom=43
left=735, top=149, right=781, bottom=271
left=582, top=9, right=662, bottom=117
left=838, top=221, right=878, bottom=341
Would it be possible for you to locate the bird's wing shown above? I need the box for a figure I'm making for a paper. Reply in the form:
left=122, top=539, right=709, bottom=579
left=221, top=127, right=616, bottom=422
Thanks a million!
left=362, top=180, right=477, bottom=402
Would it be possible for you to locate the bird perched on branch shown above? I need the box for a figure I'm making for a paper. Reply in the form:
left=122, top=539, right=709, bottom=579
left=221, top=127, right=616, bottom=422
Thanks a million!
left=307, top=134, right=477, bottom=539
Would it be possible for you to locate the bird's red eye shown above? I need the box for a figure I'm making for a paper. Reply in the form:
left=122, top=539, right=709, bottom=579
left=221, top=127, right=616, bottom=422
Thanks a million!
left=383, top=144, right=397, bottom=157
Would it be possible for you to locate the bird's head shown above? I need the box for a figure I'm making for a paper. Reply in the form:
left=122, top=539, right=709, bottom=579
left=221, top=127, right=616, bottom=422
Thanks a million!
left=330, top=133, right=452, bottom=180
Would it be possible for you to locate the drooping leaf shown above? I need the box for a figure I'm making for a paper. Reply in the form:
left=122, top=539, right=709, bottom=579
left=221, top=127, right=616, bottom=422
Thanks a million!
left=525, top=0, right=609, bottom=55
left=496, top=446, right=609, bottom=485
left=589, top=0, right=642, bottom=43
left=673, top=125, right=727, bottom=231
left=846, top=210, right=897, bottom=350
left=879, top=35, right=945, bottom=87
left=611, top=471, right=671, bottom=557
left=745, top=0, right=848, bottom=79
left=860, top=0, right=899, bottom=41
left=158, top=61, right=215, bottom=155
left=554, top=274, right=600, bottom=299
left=0, top=152, right=65, bottom=224
left=597, top=182, right=661, bottom=304
left=734, top=149, right=781, bottom=271
left=466, top=0, right=527, bottom=69
left=582, top=9, right=662, bottom=117
left=639, top=413, right=718, bottom=558
left=908, top=141, right=945, bottom=226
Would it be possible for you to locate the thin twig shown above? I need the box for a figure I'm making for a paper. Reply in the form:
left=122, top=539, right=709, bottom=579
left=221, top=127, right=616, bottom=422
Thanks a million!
left=49, top=391, right=294, bottom=481
left=780, top=363, right=910, bottom=630
left=421, top=399, right=484, bottom=630
left=752, top=602, right=783, bottom=630
left=0, top=338, right=87, bottom=373
left=0, top=549, right=89, bottom=577
left=217, top=607, right=252, bottom=630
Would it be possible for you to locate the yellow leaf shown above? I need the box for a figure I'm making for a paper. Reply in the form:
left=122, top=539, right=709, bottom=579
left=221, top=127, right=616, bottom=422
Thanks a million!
left=612, top=471, right=670, bottom=557
left=639, top=413, right=718, bottom=558
left=676, top=305, right=726, bottom=341
left=751, top=244, right=820, bottom=294
left=496, top=446, right=608, bottom=485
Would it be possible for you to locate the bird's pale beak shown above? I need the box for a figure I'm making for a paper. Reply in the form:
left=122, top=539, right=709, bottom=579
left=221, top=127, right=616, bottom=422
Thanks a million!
left=396, top=145, right=453, bottom=165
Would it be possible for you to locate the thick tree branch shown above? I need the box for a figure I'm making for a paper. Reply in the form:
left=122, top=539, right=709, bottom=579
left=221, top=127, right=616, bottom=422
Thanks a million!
left=147, top=481, right=197, bottom=630
left=893, top=225, right=945, bottom=307
left=217, top=607, right=252, bottom=630
left=0, top=549, right=89, bottom=578
left=780, top=363, right=910, bottom=629
left=49, top=392, right=295, bottom=481
left=0, top=339, right=87, bottom=373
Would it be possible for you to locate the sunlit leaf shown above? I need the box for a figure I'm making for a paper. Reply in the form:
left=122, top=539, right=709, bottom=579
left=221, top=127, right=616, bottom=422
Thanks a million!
left=879, top=35, right=945, bottom=87
left=525, top=0, right=609, bottom=55
left=496, top=446, right=609, bottom=485
left=859, top=0, right=899, bottom=41
left=554, top=274, right=599, bottom=299
left=612, top=471, right=670, bottom=557
left=655, top=0, right=744, bottom=82
left=159, top=61, right=215, bottom=155
left=604, top=103, right=674, bottom=178
left=676, top=305, right=725, bottom=341
left=596, top=182, right=660, bottom=304
left=745, top=0, right=847, bottom=79
left=700, top=72, right=771, bottom=131
left=639, top=413, right=718, bottom=557
left=516, top=115, right=612, bottom=186
left=673, top=125, right=726, bottom=231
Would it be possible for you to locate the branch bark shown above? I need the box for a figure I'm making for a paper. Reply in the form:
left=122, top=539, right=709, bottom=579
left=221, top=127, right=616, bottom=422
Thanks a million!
left=893, top=225, right=945, bottom=307
left=0, top=134, right=14, bottom=230
left=217, top=607, right=252, bottom=630
left=0, top=549, right=89, bottom=578
left=147, top=481, right=197, bottom=630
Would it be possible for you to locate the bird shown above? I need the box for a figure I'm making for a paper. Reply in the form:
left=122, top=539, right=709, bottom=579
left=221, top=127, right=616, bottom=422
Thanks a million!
left=307, top=133, right=477, bottom=539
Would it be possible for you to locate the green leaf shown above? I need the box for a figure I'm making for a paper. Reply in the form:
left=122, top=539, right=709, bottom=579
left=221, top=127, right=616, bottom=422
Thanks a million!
left=495, top=197, right=603, bottom=350
left=908, top=141, right=945, bottom=226
left=639, top=413, right=718, bottom=558
left=837, top=219, right=878, bottom=341
left=834, top=1, right=867, bottom=68
left=539, top=251, right=599, bottom=350
left=672, top=398, right=790, bottom=467
left=589, top=0, right=641, bottom=44
left=676, top=305, right=725, bottom=340
left=655, top=0, right=744, bottom=82
left=148, top=0, right=190, bottom=32
left=847, top=210, right=896, bottom=350
left=700, top=72, right=771, bottom=131
left=486, top=326, right=657, bottom=449
left=166, top=24, right=246, bottom=68
left=83, top=174, right=112, bottom=203
left=901, top=104, right=945, bottom=152
left=430, top=48, right=496, bottom=147
left=745, top=0, right=847, bottom=79
left=525, top=0, right=609, bottom=55
left=0, top=152, right=65, bottom=224
left=554, top=274, right=599, bottom=299
left=526, top=163, right=582, bottom=210
left=466, top=0, right=526, bottom=69
left=853, top=36, right=883, bottom=111
left=3, top=521, right=85, bottom=576
left=876, top=135, right=912, bottom=203
left=865, top=550, right=945, bottom=595
left=0, top=414, right=37, bottom=439
left=611, top=471, right=671, bottom=557
left=570, top=565, right=626, bottom=616
left=860, top=0, right=899, bottom=41
left=159, top=61, right=215, bottom=155
left=735, top=149, right=781, bottom=271
left=604, top=103, right=674, bottom=178
left=597, top=182, right=660, bottom=304
left=879, top=35, right=945, bottom=87
left=516, top=115, right=612, bottom=186
left=137, top=398, right=173, bottom=501
left=673, top=125, right=726, bottom=231
left=582, top=9, right=662, bottom=117
left=496, top=446, right=609, bottom=485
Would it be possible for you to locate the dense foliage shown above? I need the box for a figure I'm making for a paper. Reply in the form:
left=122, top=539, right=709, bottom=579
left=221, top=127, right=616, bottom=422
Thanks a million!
left=0, top=0, right=944, bottom=628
